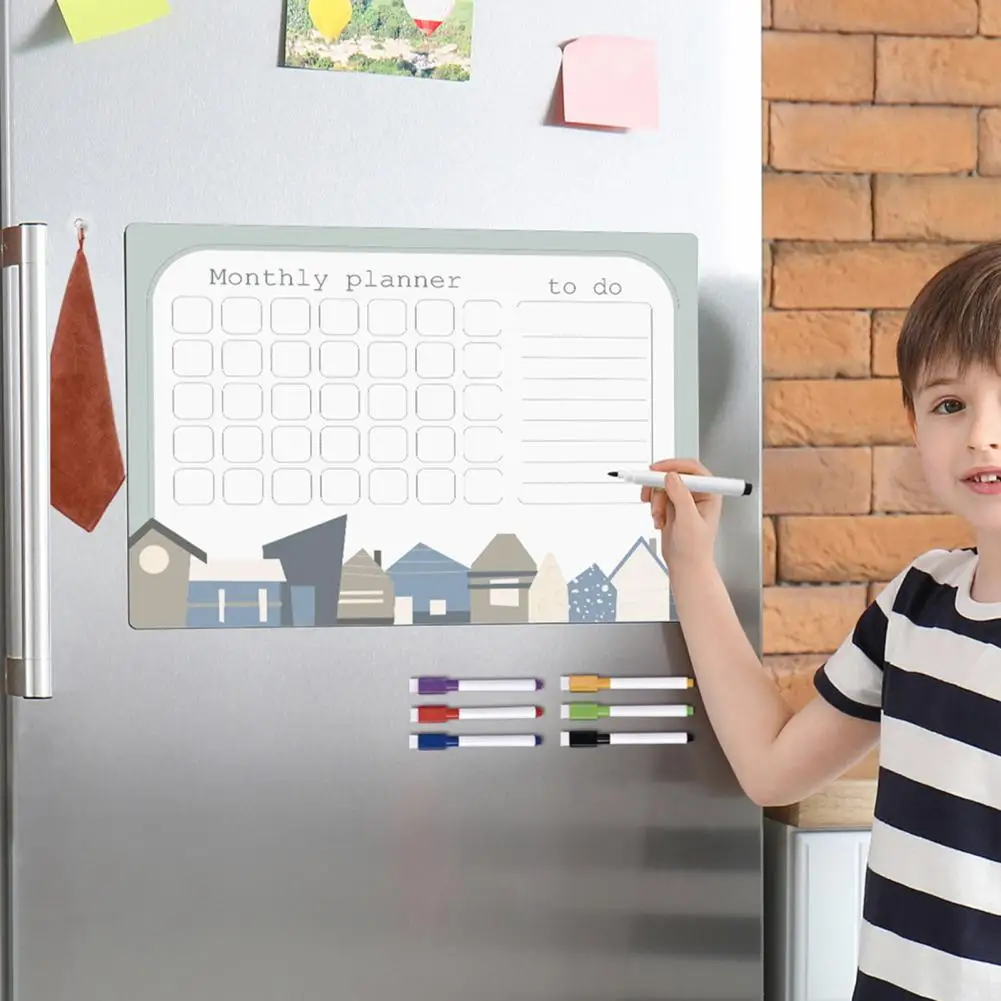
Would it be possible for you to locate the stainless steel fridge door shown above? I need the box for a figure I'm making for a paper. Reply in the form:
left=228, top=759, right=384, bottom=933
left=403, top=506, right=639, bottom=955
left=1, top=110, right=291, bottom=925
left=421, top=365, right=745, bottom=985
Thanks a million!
left=1, top=2, right=763, bottom=999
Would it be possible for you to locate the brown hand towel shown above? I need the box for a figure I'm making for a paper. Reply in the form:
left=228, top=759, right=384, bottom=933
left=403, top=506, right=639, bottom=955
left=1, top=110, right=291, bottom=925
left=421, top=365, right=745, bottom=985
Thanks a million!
left=50, top=229, right=124, bottom=532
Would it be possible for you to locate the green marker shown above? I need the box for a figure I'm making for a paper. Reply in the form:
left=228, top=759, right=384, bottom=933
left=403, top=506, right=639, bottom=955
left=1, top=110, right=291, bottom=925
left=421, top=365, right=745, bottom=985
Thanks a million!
left=561, top=703, right=694, bottom=721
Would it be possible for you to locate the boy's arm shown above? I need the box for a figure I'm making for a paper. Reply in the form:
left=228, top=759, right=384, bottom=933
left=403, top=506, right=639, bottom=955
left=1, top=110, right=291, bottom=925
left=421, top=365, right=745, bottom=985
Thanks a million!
left=671, top=556, right=879, bottom=807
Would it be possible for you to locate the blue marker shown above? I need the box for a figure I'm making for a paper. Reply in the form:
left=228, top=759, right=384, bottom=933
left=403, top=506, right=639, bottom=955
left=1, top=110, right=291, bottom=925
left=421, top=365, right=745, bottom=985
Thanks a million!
left=409, top=734, right=542, bottom=750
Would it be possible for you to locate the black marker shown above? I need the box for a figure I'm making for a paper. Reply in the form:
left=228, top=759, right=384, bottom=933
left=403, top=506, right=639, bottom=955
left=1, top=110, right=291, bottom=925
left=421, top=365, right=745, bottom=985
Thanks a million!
left=608, top=470, right=752, bottom=497
left=560, top=730, right=693, bottom=747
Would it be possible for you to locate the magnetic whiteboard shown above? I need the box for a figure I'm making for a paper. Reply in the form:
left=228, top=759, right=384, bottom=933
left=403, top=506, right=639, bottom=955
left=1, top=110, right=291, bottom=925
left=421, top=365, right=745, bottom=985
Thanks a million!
left=125, top=225, right=698, bottom=629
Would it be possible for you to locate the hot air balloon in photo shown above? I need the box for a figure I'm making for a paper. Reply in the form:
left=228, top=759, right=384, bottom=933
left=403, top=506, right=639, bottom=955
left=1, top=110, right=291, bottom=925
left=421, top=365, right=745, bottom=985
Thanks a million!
left=308, top=0, right=352, bottom=41
left=403, top=0, right=456, bottom=37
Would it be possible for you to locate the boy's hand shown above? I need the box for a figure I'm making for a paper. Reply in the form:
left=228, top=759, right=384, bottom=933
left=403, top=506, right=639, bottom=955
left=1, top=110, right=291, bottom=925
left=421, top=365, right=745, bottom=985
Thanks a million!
left=642, top=458, right=723, bottom=569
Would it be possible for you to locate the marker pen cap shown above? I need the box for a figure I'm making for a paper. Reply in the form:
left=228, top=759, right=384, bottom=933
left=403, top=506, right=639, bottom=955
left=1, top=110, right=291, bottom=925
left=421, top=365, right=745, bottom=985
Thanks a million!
left=561, top=675, right=606, bottom=693
left=558, top=731, right=610, bottom=747
left=409, top=733, right=458, bottom=750
left=561, top=703, right=608, bottom=720
left=410, top=676, right=454, bottom=695
left=412, top=705, right=453, bottom=724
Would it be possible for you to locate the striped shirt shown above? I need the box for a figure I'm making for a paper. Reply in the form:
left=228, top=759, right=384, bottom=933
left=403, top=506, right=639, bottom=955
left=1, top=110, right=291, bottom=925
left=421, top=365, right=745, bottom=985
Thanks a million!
left=814, top=547, right=1001, bottom=1001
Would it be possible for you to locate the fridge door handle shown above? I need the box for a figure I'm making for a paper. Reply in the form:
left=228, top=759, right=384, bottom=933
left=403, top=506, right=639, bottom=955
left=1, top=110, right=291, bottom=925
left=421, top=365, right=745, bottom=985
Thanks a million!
left=2, top=222, right=51, bottom=699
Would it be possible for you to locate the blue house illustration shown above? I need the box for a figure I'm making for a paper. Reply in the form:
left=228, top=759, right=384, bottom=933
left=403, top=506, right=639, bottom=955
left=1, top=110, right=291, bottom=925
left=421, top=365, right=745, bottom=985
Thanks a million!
left=186, top=559, right=286, bottom=629
left=387, top=543, right=470, bottom=624
left=568, top=564, right=618, bottom=623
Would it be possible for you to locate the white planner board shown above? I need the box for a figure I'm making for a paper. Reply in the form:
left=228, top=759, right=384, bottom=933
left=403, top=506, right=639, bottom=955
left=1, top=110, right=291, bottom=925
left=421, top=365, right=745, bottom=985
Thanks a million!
left=125, top=226, right=698, bottom=629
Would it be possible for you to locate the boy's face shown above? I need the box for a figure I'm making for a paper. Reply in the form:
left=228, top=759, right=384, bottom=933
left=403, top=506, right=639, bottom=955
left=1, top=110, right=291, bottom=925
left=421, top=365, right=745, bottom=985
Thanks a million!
left=910, top=360, right=1001, bottom=532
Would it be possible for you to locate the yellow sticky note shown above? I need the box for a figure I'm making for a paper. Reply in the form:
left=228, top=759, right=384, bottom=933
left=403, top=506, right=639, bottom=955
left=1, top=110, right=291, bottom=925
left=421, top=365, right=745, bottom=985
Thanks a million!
left=56, top=0, right=171, bottom=44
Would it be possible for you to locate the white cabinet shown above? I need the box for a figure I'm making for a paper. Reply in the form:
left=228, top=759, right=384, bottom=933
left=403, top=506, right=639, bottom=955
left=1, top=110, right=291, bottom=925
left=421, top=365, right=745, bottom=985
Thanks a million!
left=764, top=819, right=871, bottom=1001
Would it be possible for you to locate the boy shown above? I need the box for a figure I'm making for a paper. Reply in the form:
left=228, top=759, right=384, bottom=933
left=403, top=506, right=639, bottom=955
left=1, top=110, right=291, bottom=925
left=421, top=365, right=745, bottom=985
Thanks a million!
left=645, top=242, right=1001, bottom=1001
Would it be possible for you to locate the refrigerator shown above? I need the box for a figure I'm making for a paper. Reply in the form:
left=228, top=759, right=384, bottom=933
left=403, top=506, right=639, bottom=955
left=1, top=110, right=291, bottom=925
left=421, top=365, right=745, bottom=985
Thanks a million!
left=0, top=2, right=763, bottom=1000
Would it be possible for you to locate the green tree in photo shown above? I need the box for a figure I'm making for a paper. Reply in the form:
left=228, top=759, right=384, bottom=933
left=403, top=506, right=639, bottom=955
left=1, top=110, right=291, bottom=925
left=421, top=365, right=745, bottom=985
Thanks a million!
left=345, top=52, right=413, bottom=75
left=293, top=50, right=336, bottom=69
left=285, top=0, right=474, bottom=73
left=432, top=63, right=469, bottom=81
left=285, top=0, right=312, bottom=36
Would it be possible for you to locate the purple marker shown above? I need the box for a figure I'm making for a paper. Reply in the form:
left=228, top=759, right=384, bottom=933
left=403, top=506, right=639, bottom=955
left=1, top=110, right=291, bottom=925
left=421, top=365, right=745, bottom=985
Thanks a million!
left=409, top=676, right=543, bottom=695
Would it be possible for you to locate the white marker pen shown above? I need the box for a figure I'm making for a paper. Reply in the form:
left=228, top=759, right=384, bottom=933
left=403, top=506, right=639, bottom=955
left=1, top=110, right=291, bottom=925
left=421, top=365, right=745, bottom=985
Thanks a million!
left=561, top=675, right=694, bottom=692
left=411, top=705, right=543, bottom=723
left=410, top=734, right=542, bottom=750
left=607, top=470, right=752, bottom=497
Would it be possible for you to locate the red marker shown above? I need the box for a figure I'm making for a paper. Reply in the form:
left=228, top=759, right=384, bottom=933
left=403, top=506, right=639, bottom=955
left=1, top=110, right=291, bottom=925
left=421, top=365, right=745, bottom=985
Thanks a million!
left=410, top=705, right=543, bottom=724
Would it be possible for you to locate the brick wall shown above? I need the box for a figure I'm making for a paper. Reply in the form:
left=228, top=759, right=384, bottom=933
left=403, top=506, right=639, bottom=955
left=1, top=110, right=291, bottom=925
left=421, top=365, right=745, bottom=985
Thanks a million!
left=760, top=0, right=1001, bottom=724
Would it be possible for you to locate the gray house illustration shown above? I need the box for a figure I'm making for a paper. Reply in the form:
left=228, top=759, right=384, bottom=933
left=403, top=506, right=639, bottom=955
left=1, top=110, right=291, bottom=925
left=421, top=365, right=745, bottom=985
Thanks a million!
left=337, top=549, right=395, bottom=625
left=387, top=543, right=470, bottom=624
left=468, top=533, right=537, bottom=625
left=128, top=519, right=207, bottom=629
left=568, top=564, right=618, bottom=623
left=262, top=515, right=347, bottom=626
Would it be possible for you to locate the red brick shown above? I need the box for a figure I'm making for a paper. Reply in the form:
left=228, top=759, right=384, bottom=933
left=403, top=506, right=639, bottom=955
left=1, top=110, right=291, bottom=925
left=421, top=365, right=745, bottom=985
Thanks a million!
left=764, top=654, right=827, bottom=711
left=764, top=310, right=871, bottom=378
left=872, top=311, right=905, bottom=377
left=772, top=242, right=973, bottom=310
left=980, top=110, right=1001, bottom=176
left=778, top=515, right=975, bottom=582
left=984, top=0, right=1001, bottom=35
left=764, top=31, right=874, bottom=102
left=765, top=379, right=911, bottom=446
left=764, top=584, right=869, bottom=654
left=874, top=176, right=1001, bottom=242
left=763, top=242, right=773, bottom=306
left=772, top=0, right=978, bottom=34
left=764, top=518, right=777, bottom=586
left=765, top=174, right=871, bottom=241
left=877, top=37, right=1001, bottom=105
left=873, top=446, right=949, bottom=514
left=764, top=447, right=872, bottom=515
left=770, top=104, right=977, bottom=174
left=763, top=101, right=770, bottom=164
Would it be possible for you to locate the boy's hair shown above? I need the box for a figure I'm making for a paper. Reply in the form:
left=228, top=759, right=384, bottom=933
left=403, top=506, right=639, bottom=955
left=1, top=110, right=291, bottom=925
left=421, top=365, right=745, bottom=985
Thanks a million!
left=897, top=241, right=1001, bottom=415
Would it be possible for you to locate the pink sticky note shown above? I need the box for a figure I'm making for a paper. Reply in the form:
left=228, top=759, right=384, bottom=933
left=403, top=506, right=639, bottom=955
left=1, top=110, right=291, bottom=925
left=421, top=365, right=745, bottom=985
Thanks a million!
left=560, top=36, right=659, bottom=130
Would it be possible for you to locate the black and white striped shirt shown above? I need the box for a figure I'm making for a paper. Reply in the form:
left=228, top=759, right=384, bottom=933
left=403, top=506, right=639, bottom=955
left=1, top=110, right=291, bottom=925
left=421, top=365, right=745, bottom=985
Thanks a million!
left=814, top=547, right=1001, bottom=1001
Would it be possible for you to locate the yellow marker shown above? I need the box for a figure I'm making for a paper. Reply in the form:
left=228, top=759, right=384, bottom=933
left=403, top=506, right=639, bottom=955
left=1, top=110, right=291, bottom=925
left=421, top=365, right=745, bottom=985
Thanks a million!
left=308, top=0, right=353, bottom=40
left=56, top=0, right=170, bottom=44
left=561, top=675, right=694, bottom=693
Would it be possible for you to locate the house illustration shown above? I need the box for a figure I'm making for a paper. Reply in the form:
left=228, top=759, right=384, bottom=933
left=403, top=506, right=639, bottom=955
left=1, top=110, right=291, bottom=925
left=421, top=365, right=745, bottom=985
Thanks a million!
left=468, top=533, right=537, bottom=624
left=262, top=515, right=347, bottom=626
left=528, top=553, right=569, bottom=623
left=186, top=559, right=286, bottom=628
left=128, top=519, right=207, bottom=629
left=337, top=549, right=395, bottom=625
left=609, top=537, right=671, bottom=622
left=386, top=543, right=470, bottom=625
left=568, top=564, right=617, bottom=623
